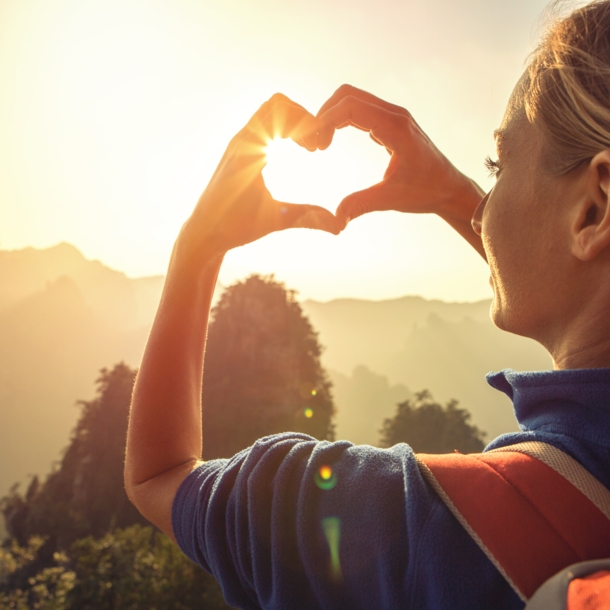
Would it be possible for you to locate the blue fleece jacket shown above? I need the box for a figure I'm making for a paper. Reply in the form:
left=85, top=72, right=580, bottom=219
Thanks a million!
left=172, top=368, right=610, bottom=609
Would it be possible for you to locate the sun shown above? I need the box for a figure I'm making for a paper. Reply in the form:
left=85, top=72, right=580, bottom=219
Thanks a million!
left=263, top=131, right=387, bottom=213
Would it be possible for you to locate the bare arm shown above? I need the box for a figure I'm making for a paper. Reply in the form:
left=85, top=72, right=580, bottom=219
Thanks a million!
left=317, top=85, right=487, bottom=259
left=125, top=87, right=488, bottom=540
left=124, top=94, right=340, bottom=540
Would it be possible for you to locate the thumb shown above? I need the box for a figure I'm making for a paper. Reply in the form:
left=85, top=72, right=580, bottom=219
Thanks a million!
left=335, top=182, right=393, bottom=225
left=275, top=202, right=341, bottom=235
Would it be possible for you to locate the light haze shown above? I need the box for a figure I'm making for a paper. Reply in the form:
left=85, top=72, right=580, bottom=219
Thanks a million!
left=1, top=0, right=555, bottom=301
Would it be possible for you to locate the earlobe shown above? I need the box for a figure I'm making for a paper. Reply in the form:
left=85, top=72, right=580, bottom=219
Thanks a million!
left=572, top=151, right=610, bottom=261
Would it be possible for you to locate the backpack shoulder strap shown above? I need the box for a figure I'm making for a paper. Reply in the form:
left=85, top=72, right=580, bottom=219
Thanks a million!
left=415, top=442, right=610, bottom=602
left=524, top=559, right=610, bottom=610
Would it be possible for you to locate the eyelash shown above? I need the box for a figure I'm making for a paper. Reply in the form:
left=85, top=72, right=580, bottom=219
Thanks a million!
left=484, top=156, right=501, bottom=178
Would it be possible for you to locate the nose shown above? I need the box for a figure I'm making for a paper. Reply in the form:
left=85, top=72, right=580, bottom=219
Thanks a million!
left=471, top=191, right=490, bottom=236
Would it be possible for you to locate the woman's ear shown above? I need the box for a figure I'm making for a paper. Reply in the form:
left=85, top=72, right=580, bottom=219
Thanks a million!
left=572, top=149, right=610, bottom=261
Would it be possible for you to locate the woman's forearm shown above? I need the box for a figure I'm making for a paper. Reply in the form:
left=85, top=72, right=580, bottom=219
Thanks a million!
left=124, top=236, right=223, bottom=529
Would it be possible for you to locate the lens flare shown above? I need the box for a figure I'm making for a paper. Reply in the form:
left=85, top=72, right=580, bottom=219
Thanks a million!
left=304, top=407, right=314, bottom=418
left=315, top=465, right=337, bottom=490
left=322, top=517, right=342, bottom=582
left=311, top=389, right=317, bottom=396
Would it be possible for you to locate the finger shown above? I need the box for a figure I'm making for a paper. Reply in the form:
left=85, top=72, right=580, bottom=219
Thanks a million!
left=263, top=94, right=318, bottom=151
left=316, top=114, right=336, bottom=152
left=227, top=97, right=318, bottom=174
left=275, top=202, right=341, bottom=235
left=317, top=84, right=410, bottom=119
left=317, top=84, right=410, bottom=150
left=319, top=96, right=407, bottom=152
left=212, top=97, right=275, bottom=174
left=244, top=94, right=318, bottom=151
left=369, top=131, right=392, bottom=154
left=335, top=181, right=398, bottom=224
left=212, top=95, right=319, bottom=193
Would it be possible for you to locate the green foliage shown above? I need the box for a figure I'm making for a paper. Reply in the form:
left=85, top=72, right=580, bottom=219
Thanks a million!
left=0, top=526, right=231, bottom=610
left=202, top=274, right=336, bottom=458
left=0, top=537, right=75, bottom=609
left=379, top=390, right=486, bottom=453
left=1, top=364, right=146, bottom=550
left=68, top=525, right=230, bottom=609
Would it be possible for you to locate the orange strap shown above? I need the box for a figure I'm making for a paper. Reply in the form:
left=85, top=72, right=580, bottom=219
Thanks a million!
left=567, top=570, right=610, bottom=610
left=416, top=443, right=610, bottom=602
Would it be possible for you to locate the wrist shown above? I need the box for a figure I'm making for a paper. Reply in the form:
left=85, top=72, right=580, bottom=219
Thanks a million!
left=169, top=222, right=225, bottom=279
left=436, top=173, right=485, bottom=226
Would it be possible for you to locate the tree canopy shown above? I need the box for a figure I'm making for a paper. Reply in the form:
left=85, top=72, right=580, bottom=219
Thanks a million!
left=201, top=274, right=336, bottom=458
left=378, top=390, right=486, bottom=454
left=0, top=525, right=231, bottom=610
left=1, top=363, right=146, bottom=552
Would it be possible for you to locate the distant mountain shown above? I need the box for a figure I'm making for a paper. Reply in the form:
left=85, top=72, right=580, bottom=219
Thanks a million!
left=302, top=299, right=552, bottom=442
left=329, top=366, right=411, bottom=446
left=0, top=244, right=164, bottom=499
left=301, top=296, right=492, bottom=375
left=0, top=243, right=553, bottom=500
left=0, top=242, right=165, bottom=329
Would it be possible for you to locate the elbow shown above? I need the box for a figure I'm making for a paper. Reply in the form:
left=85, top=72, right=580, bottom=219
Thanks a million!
left=122, top=459, right=203, bottom=540
left=123, top=462, right=141, bottom=510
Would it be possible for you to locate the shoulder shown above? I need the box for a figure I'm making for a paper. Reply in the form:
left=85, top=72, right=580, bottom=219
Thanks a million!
left=171, top=433, right=441, bottom=562
left=172, top=434, right=519, bottom=609
left=174, top=433, right=438, bottom=515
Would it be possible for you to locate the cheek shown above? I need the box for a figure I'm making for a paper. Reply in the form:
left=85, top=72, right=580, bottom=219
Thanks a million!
left=482, top=193, right=524, bottom=278
left=482, top=189, right=542, bottom=331
left=483, top=178, right=542, bottom=270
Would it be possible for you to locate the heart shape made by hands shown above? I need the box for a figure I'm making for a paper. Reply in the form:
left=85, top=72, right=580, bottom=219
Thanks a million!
left=262, top=129, right=388, bottom=214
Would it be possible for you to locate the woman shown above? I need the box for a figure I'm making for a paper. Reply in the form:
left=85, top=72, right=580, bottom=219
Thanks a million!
left=125, top=1, right=610, bottom=608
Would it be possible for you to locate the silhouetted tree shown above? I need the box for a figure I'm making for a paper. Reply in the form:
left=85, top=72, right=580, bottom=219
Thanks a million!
left=0, top=365, right=231, bottom=608
left=1, top=364, right=146, bottom=552
left=202, top=275, right=335, bottom=459
left=379, top=390, right=486, bottom=453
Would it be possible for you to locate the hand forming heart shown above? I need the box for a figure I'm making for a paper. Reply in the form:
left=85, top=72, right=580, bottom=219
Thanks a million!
left=179, top=86, right=483, bottom=261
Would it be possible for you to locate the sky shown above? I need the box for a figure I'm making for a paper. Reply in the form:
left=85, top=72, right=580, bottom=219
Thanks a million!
left=0, top=0, right=565, bottom=302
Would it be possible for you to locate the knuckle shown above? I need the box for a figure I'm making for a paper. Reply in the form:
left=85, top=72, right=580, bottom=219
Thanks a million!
left=338, top=94, right=357, bottom=108
left=396, top=113, right=412, bottom=130
left=395, top=105, right=411, bottom=119
left=336, top=83, right=354, bottom=97
left=267, top=92, right=288, bottom=108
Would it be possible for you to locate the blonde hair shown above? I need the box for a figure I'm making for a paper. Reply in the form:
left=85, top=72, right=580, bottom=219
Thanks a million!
left=525, top=0, right=610, bottom=173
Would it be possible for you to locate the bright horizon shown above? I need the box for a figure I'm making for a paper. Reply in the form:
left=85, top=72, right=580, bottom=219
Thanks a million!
left=1, top=0, right=558, bottom=302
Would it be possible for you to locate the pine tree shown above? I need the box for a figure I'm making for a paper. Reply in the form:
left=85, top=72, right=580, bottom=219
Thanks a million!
left=378, top=390, right=486, bottom=453
left=201, top=275, right=335, bottom=459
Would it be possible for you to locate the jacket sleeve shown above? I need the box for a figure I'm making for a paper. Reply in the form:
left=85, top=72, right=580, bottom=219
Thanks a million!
left=171, top=432, right=438, bottom=610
